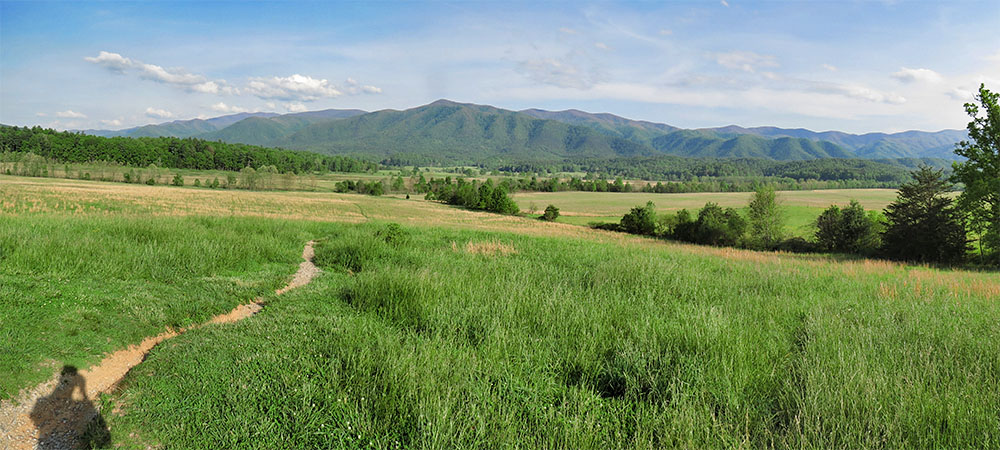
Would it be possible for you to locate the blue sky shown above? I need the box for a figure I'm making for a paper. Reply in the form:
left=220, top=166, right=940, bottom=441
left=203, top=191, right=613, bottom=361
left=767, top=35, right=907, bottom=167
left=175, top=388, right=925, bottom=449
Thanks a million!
left=1, top=1, right=998, bottom=134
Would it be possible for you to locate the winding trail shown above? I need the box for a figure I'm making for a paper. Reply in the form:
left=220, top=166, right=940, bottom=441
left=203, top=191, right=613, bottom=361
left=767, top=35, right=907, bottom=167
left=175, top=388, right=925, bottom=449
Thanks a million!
left=0, top=241, right=318, bottom=450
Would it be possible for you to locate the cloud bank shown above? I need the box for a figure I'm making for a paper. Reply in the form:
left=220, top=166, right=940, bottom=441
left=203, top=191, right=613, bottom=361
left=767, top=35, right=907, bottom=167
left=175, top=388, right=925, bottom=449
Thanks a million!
left=85, top=51, right=380, bottom=102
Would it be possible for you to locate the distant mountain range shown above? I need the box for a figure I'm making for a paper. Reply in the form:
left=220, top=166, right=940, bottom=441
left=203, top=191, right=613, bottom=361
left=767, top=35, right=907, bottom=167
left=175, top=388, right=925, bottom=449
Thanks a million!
left=80, top=100, right=966, bottom=163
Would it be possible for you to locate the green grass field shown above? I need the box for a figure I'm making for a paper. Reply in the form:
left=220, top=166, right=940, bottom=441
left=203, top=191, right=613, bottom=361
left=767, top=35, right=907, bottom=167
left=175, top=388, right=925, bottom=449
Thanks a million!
left=515, top=189, right=899, bottom=236
left=2, top=176, right=998, bottom=448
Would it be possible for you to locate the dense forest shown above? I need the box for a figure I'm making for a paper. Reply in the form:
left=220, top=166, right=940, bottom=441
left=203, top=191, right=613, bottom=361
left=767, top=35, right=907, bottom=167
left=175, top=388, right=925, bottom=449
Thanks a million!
left=490, top=156, right=952, bottom=184
left=0, top=126, right=379, bottom=174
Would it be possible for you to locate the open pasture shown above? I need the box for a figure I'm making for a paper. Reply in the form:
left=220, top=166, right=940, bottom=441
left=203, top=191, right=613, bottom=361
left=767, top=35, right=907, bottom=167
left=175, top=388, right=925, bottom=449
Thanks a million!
left=2, top=175, right=998, bottom=449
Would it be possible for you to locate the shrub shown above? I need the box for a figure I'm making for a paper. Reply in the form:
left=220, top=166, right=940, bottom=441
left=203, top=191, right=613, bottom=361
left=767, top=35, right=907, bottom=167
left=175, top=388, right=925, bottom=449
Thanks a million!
left=172, top=173, right=184, bottom=187
left=541, top=205, right=560, bottom=221
left=775, top=237, right=820, bottom=253
left=620, top=201, right=657, bottom=236
left=691, top=202, right=747, bottom=247
left=376, top=223, right=407, bottom=245
left=194, top=179, right=201, bottom=187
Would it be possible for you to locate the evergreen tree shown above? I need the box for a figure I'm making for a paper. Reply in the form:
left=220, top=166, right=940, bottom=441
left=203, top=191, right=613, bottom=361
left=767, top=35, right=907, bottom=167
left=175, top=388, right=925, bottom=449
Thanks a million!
left=541, top=204, right=560, bottom=221
left=815, top=200, right=880, bottom=254
left=882, top=166, right=968, bottom=264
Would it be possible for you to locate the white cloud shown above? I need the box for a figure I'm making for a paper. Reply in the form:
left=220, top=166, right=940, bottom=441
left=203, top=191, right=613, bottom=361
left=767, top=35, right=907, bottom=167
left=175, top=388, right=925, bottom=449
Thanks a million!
left=210, top=102, right=248, bottom=113
left=35, top=112, right=47, bottom=117
left=344, top=77, right=382, bottom=94
left=715, top=51, right=778, bottom=73
left=265, top=102, right=277, bottom=110
left=55, top=110, right=87, bottom=118
left=595, top=42, right=610, bottom=50
left=84, top=51, right=133, bottom=73
left=100, top=119, right=123, bottom=127
left=822, top=64, right=838, bottom=72
left=245, top=74, right=343, bottom=101
left=891, top=67, right=943, bottom=83
left=946, top=87, right=973, bottom=101
left=285, top=102, right=308, bottom=113
left=145, top=107, right=174, bottom=119
left=720, top=0, right=729, bottom=7
left=659, top=29, right=673, bottom=36
left=85, top=51, right=235, bottom=94
left=558, top=27, right=578, bottom=35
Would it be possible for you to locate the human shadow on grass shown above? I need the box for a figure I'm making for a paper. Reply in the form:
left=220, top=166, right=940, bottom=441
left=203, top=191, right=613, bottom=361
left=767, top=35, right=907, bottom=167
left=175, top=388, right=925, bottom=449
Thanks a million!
left=29, top=365, right=111, bottom=449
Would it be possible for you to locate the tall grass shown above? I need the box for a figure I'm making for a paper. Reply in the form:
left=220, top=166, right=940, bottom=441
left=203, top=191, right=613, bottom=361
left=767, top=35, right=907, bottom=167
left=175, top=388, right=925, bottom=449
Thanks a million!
left=106, top=223, right=1000, bottom=448
left=0, top=215, right=335, bottom=399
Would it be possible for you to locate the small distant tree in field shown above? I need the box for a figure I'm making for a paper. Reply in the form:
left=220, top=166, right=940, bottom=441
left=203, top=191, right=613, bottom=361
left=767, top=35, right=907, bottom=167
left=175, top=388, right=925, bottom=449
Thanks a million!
left=225, top=173, right=237, bottom=188
left=172, top=173, right=184, bottom=187
left=211, top=177, right=220, bottom=189
left=882, top=166, right=969, bottom=264
left=747, top=185, right=784, bottom=249
left=952, top=84, right=1000, bottom=262
left=240, top=167, right=259, bottom=190
left=815, top=200, right=880, bottom=254
left=621, top=201, right=657, bottom=236
left=194, top=178, right=201, bottom=187
left=541, top=204, right=560, bottom=221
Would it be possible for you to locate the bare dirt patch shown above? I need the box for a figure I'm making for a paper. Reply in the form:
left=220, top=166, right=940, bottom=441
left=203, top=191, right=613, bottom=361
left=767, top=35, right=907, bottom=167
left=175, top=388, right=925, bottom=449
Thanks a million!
left=0, top=241, right=319, bottom=450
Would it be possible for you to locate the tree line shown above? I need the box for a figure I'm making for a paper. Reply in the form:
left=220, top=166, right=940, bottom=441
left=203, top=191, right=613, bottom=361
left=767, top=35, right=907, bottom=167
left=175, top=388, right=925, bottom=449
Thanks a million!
left=0, top=126, right=379, bottom=174
left=599, top=166, right=981, bottom=264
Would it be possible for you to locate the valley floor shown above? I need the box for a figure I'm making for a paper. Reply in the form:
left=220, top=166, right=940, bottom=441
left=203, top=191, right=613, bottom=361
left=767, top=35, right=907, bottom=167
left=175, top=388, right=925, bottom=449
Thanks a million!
left=1, top=175, right=997, bottom=448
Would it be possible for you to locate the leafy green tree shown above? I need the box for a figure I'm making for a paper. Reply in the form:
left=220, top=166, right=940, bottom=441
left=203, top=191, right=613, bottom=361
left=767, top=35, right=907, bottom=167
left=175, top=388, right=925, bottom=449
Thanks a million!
left=621, top=201, right=657, bottom=236
left=240, top=166, right=259, bottom=190
left=815, top=200, right=880, bottom=254
left=672, top=209, right=697, bottom=242
left=882, top=166, right=968, bottom=264
left=541, top=205, right=560, bottom=221
left=747, top=185, right=784, bottom=249
left=952, top=84, right=1000, bottom=261
left=172, top=173, right=184, bottom=187
left=693, top=202, right=747, bottom=246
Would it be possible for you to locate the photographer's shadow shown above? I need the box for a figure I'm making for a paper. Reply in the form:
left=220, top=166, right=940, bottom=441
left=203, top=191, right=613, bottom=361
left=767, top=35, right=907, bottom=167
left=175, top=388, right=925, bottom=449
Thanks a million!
left=29, top=365, right=111, bottom=449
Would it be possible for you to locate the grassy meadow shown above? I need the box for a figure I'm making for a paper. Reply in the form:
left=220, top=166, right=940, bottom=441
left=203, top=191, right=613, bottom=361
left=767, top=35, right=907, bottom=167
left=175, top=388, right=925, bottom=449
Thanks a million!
left=515, top=189, right=899, bottom=236
left=2, top=174, right=998, bottom=448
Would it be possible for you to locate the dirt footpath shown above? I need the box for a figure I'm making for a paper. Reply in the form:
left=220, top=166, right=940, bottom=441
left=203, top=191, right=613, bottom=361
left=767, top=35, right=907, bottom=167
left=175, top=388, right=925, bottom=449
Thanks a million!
left=0, top=241, right=318, bottom=450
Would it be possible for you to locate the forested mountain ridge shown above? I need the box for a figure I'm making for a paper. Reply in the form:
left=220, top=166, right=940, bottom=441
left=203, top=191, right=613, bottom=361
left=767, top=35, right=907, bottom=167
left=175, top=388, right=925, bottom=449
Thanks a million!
left=700, top=125, right=966, bottom=159
left=77, top=100, right=966, bottom=163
